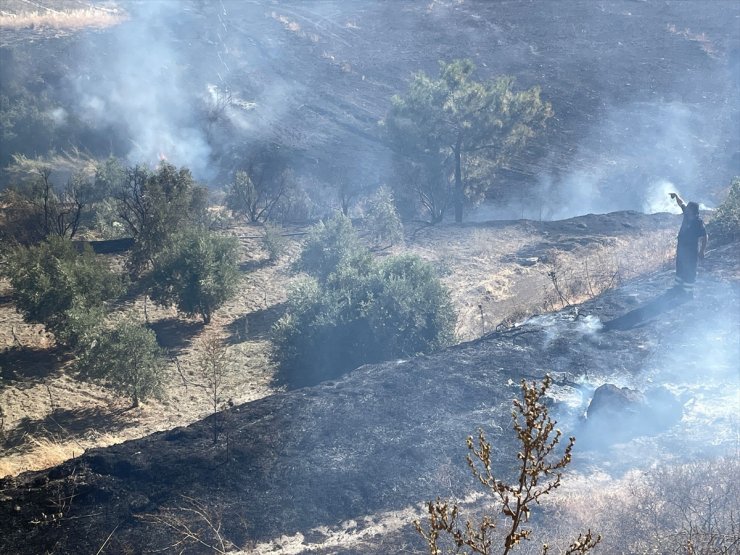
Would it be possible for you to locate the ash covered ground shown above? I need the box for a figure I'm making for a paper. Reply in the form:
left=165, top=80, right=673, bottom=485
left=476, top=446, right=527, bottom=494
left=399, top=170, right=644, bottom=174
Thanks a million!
left=0, top=234, right=736, bottom=554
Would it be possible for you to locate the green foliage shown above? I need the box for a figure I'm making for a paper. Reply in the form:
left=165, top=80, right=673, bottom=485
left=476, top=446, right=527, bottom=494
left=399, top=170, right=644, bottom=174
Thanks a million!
left=117, top=162, right=208, bottom=275
left=295, top=212, right=372, bottom=283
left=149, top=229, right=240, bottom=323
left=76, top=319, right=166, bottom=407
left=364, top=186, right=404, bottom=247
left=0, top=93, right=58, bottom=169
left=262, top=222, right=288, bottom=263
left=385, top=59, right=553, bottom=223
left=415, top=376, right=601, bottom=555
left=1, top=236, right=123, bottom=348
left=707, top=176, right=740, bottom=245
left=274, top=218, right=454, bottom=385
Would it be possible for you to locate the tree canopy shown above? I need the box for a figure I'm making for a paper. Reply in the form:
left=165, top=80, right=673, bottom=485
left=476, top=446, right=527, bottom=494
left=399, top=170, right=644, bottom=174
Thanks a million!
left=76, top=319, right=166, bottom=407
left=385, top=59, right=553, bottom=223
left=274, top=215, right=454, bottom=386
left=117, top=162, right=208, bottom=275
left=149, top=228, right=241, bottom=324
left=1, top=236, right=123, bottom=348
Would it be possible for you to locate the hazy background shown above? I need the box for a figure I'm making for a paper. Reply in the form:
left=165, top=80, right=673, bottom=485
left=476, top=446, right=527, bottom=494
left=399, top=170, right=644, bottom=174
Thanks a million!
left=2, top=0, right=739, bottom=217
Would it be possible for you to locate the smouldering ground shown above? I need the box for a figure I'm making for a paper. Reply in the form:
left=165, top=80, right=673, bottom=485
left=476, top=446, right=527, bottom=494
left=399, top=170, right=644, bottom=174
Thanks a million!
left=0, top=214, right=677, bottom=479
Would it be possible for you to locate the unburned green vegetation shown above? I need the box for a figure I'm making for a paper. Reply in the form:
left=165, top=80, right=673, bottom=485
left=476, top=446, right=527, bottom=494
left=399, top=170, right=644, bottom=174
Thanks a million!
left=707, top=176, right=740, bottom=245
left=274, top=213, right=455, bottom=385
left=1, top=236, right=123, bottom=349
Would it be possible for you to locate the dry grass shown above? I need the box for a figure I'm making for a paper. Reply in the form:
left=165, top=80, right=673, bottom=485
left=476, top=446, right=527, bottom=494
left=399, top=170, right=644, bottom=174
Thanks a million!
left=0, top=226, right=297, bottom=478
left=0, top=433, right=126, bottom=478
left=541, top=230, right=674, bottom=311
left=0, top=219, right=679, bottom=479
left=527, top=455, right=740, bottom=555
left=0, top=6, right=125, bottom=31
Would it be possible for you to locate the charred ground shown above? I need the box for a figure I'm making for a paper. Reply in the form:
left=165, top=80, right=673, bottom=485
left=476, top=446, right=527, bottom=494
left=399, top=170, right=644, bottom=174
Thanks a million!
left=0, top=232, right=737, bottom=554
left=1, top=1, right=738, bottom=203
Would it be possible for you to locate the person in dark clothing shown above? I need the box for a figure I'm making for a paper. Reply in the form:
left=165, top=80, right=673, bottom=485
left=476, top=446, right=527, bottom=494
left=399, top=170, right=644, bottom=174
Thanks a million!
left=669, top=193, right=708, bottom=298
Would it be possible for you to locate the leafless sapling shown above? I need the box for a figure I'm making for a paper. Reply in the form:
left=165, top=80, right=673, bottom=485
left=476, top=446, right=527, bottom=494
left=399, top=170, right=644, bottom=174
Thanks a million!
left=415, top=375, right=601, bottom=555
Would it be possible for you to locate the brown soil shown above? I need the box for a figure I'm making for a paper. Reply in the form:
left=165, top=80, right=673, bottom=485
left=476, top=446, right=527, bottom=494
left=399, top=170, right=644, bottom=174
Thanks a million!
left=0, top=212, right=679, bottom=479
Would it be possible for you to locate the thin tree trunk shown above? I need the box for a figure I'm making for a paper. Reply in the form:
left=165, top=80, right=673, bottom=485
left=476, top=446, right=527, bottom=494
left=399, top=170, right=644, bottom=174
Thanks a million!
left=454, top=139, right=463, bottom=223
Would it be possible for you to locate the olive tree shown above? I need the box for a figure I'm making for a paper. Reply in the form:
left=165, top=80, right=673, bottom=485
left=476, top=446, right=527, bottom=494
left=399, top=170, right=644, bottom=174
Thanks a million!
left=149, top=229, right=240, bottom=324
left=1, top=236, right=123, bottom=348
left=77, top=319, right=166, bottom=407
left=116, top=162, right=208, bottom=275
left=274, top=215, right=454, bottom=385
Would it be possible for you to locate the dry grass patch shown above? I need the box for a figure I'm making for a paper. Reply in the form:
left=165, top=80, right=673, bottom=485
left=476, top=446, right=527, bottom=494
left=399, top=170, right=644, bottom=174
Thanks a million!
left=0, top=433, right=127, bottom=478
left=0, top=6, right=125, bottom=30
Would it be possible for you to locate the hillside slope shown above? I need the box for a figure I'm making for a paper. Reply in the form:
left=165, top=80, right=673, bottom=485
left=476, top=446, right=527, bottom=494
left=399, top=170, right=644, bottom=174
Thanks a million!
left=1, top=240, right=736, bottom=554
left=2, top=0, right=738, bottom=210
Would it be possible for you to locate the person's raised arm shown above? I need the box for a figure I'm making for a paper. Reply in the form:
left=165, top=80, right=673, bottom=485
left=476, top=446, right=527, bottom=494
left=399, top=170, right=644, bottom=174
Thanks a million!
left=669, top=192, right=686, bottom=210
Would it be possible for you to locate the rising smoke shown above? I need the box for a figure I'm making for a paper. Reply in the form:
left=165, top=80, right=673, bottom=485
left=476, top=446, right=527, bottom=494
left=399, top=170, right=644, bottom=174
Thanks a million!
left=67, top=1, right=213, bottom=176
left=534, top=100, right=730, bottom=219
left=49, top=0, right=739, bottom=212
left=64, top=0, right=304, bottom=181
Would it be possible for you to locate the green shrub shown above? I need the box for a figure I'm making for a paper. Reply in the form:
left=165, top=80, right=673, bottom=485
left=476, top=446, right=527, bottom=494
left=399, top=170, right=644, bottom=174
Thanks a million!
left=76, top=319, right=166, bottom=407
left=274, top=220, right=455, bottom=385
left=295, top=212, right=372, bottom=283
left=365, top=255, right=454, bottom=355
left=262, top=222, right=288, bottom=263
left=1, top=236, right=123, bottom=348
left=707, top=176, right=740, bottom=245
left=364, top=186, right=403, bottom=247
left=149, top=229, right=240, bottom=323
left=117, top=162, right=208, bottom=275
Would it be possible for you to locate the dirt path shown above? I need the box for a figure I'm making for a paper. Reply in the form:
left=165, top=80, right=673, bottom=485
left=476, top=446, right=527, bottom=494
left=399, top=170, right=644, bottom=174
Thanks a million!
left=0, top=213, right=678, bottom=478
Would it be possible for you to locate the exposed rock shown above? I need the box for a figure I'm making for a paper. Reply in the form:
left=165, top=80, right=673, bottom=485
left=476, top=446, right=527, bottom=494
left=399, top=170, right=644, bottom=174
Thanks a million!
left=584, top=384, right=683, bottom=443
left=587, top=384, right=645, bottom=420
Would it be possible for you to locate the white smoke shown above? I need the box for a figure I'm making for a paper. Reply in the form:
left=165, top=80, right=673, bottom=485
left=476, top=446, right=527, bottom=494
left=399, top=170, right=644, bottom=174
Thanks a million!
left=69, top=1, right=213, bottom=177
left=643, top=180, right=683, bottom=214
left=45, top=107, right=68, bottom=126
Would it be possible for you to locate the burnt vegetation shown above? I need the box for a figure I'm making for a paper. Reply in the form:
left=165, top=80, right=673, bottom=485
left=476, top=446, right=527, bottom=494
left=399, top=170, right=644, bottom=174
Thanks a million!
left=0, top=0, right=739, bottom=553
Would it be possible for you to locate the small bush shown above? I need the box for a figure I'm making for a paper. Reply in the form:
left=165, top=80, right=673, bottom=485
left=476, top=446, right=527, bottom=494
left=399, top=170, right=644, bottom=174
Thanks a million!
left=295, top=212, right=372, bottom=283
left=274, top=218, right=455, bottom=385
left=1, top=236, right=123, bottom=348
left=364, top=186, right=403, bottom=247
left=76, top=319, right=165, bottom=407
left=707, top=176, right=740, bottom=245
left=262, top=223, right=288, bottom=263
left=149, top=229, right=240, bottom=324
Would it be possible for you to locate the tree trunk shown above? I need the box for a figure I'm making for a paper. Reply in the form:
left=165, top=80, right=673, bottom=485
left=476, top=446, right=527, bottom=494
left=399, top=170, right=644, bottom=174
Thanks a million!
left=453, top=139, right=463, bottom=223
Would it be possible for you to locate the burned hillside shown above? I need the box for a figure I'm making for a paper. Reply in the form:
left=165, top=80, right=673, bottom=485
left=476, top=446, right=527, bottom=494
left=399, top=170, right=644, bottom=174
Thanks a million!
left=0, top=237, right=737, bottom=553
left=1, top=0, right=738, bottom=213
left=1, top=1, right=739, bottom=553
